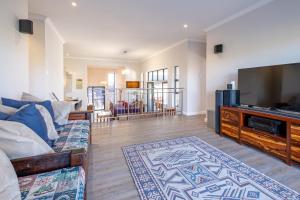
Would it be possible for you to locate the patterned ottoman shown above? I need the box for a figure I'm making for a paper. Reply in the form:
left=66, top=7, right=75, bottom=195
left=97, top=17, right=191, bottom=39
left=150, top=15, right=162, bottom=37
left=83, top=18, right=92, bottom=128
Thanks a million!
left=53, top=120, right=90, bottom=152
left=18, top=167, right=85, bottom=200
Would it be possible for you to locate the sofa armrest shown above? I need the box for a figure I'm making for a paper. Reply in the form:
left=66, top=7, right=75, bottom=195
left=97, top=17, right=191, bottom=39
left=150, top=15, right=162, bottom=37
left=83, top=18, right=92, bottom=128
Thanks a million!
left=11, top=148, right=86, bottom=177
left=69, top=110, right=92, bottom=121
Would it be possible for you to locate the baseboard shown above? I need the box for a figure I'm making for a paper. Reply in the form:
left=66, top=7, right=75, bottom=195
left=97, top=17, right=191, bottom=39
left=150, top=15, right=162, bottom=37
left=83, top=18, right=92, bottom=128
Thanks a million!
left=183, top=111, right=207, bottom=116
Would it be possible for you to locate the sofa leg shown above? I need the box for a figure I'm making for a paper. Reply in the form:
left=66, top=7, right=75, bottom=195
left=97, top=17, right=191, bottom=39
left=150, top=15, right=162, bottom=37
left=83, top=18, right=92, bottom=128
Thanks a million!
left=89, top=131, right=92, bottom=144
left=84, top=187, right=87, bottom=200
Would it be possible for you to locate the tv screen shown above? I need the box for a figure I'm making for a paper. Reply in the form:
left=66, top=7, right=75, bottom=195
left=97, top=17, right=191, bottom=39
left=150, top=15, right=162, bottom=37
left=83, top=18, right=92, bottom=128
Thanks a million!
left=238, top=63, right=300, bottom=113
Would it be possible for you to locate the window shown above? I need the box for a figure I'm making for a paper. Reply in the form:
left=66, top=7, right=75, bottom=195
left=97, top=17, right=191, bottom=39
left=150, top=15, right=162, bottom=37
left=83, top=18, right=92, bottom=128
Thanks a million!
left=148, top=71, right=153, bottom=81
left=175, top=81, right=180, bottom=89
left=164, top=69, right=168, bottom=80
left=175, top=66, right=179, bottom=80
left=158, top=69, right=164, bottom=81
left=108, top=73, right=115, bottom=90
left=148, top=68, right=168, bottom=82
left=141, top=73, right=144, bottom=88
left=153, top=71, right=158, bottom=81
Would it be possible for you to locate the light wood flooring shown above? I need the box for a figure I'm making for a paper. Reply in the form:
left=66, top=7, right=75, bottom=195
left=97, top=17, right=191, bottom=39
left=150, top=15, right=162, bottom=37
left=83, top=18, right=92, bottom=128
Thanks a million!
left=87, top=115, right=300, bottom=200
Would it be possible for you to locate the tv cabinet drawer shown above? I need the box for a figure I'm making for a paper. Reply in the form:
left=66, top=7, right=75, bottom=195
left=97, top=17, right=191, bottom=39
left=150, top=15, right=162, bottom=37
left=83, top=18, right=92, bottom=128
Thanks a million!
left=291, top=145, right=300, bottom=163
left=240, top=129, right=287, bottom=159
left=221, top=109, right=239, bottom=124
left=221, top=122, right=239, bottom=139
left=291, top=124, right=300, bottom=144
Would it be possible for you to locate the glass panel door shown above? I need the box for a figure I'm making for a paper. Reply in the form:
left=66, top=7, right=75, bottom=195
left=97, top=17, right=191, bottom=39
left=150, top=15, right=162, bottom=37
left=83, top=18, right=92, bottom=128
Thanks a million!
left=147, top=82, right=154, bottom=112
left=87, top=86, right=105, bottom=110
left=162, top=82, right=168, bottom=107
left=174, top=66, right=180, bottom=107
left=107, top=73, right=116, bottom=104
left=154, top=82, right=163, bottom=111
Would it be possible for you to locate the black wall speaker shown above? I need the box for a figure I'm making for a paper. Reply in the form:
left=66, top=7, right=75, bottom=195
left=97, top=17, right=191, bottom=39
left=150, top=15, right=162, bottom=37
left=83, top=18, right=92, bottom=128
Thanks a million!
left=215, top=90, right=223, bottom=134
left=19, top=19, right=33, bottom=34
left=214, top=44, right=223, bottom=54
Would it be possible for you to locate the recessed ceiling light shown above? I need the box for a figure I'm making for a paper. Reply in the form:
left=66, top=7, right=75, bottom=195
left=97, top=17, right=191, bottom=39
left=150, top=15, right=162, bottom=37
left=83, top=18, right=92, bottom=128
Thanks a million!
left=183, top=24, right=188, bottom=29
left=71, top=2, right=77, bottom=7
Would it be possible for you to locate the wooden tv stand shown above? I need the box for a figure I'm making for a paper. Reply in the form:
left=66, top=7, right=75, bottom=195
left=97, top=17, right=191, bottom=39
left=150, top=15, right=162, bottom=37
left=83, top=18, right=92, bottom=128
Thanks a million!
left=220, top=106, right=300, bottom=165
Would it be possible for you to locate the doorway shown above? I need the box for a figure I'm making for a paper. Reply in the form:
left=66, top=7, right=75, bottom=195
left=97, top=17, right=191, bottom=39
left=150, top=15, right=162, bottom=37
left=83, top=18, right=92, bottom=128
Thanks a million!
left=87, top=86, right=105, bottom=110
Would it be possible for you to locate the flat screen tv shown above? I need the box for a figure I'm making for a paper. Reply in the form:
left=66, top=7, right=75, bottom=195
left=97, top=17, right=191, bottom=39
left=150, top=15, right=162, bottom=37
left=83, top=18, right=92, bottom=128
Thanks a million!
left=238, top=63, right=300, bottom=113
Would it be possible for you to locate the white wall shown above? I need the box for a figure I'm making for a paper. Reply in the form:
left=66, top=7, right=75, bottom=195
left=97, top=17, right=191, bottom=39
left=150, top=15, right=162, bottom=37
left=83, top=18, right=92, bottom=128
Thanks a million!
left=187, top=41, right=206, bottom=114
left=206, top=0, right=300, bottom=110
left=64, top=57, right=141, bottom=108
left=45, top=19, right=64, bottom=100
left=29, top=18, right=46, bottom=99
left=0, top=0, right=29, bottom=99
left=64, top=59, right=88, bottom=107
left=141, top=40, right=206, bottom=115
left=29, top=16, right=64, bottom=100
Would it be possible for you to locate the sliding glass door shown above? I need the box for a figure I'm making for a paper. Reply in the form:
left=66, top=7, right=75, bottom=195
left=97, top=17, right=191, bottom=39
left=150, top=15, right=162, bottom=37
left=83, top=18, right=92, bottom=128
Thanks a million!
left=87, top=86, right=105, bottom=110
left=147, top=82, right=154, bottom=112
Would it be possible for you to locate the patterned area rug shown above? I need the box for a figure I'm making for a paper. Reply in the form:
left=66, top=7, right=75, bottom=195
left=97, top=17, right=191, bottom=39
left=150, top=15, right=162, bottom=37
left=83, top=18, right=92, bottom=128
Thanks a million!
left=122, top=136, right=300, bottom=200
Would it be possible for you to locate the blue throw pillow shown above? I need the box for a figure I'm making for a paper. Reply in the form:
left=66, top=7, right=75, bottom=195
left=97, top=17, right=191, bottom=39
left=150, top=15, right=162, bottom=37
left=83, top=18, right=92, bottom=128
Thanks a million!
left=1, top=98, right=27, bottom=108
left=0, top=112, right=9, bottom=120
left=6, top=103, right=52, bottom=146
left=1, top=98, right=55, bottom=122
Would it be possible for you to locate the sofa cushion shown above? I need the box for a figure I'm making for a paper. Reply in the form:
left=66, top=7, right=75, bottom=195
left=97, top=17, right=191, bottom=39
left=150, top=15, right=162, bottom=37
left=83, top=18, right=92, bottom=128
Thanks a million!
left=35, top=105, right=59, bottom=140
left=0, top=104, right=17, bottom=115
left=0, top=120, right=54, bottom=159
left=21, top=92, right=42, bottom=102
left=20, top=93, right=76, bottom=126
left=0, top=149, right=21, bottom=200
left=53, top=120, right=90, bottom=152
left=0, top=111, right=9, bottom=120
left=18, top=166, right=85, bottom=200
left=1, top=104, right=58, bottom=141
left=51, top=101, right=75, bottom=126
left=6, top=104, right=51, bottom=146
left=2, top=98, right=56, bottom=125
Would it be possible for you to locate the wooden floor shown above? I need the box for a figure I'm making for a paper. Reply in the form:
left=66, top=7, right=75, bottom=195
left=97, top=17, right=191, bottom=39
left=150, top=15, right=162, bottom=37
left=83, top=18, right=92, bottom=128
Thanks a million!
left=87, top=115, right=300, bottom=200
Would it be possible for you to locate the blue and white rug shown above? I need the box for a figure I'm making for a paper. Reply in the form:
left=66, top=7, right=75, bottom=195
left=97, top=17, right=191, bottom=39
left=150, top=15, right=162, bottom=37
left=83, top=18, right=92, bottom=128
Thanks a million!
left=122, top=136, right=300, bottom=200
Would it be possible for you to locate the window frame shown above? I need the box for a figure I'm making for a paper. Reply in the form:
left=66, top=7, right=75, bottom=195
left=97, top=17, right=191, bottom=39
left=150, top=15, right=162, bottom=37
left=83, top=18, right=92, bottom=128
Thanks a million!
left=174, top=66, right=180, bottom=107
left=148, top=68, right=168, bottom=82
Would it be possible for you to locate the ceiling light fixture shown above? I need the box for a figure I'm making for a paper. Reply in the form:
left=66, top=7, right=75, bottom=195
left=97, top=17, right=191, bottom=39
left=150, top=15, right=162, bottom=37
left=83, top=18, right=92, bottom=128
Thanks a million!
left=71, top=2, right=77, bottom=7
left=183, top=24, right=188, bottom=29
left=122, top=69, right=129, bottom=75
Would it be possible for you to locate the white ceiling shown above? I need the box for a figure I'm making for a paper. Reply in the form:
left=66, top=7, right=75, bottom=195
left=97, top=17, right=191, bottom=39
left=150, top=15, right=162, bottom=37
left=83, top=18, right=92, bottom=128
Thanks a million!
left=28, top=0, right=267, bottom=61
